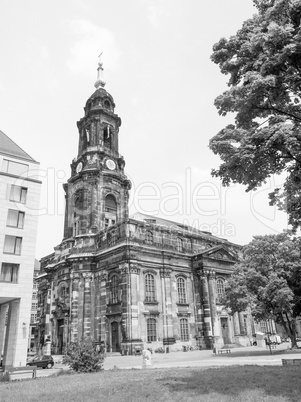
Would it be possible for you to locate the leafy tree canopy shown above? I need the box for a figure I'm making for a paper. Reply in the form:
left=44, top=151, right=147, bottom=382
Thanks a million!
left=210, top=0, right=301, bottom=229
left=222, top=232, right=301, bottom=347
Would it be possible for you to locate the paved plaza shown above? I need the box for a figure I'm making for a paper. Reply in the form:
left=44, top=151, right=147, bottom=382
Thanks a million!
left=7, top=343, right=301, bottom=380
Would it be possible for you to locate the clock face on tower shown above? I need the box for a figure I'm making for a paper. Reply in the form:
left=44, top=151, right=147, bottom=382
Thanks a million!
left=106, top=159, right=116, bottom=170
left=76, top=162, right=83, bottom=173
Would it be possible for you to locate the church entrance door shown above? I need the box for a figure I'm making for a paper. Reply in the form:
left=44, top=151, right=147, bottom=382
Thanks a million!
left=57, top=319, right=64, bottom=354
left=220, top=317, right=230, bottom=344
left=111, top=321, right=119, bottom=352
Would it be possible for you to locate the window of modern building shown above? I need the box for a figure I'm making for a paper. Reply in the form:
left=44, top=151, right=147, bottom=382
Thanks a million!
left=145, top=273, right=155, bottom=302
left=177, top=277, right=187, bottom=304
left=3, top=235, right=22, bottom=255
left=9, top=185, right=27, bottom=203
left=145, top=231, right=153, bottom=244
left=6, top=209, right=25, bottom=228
left=180, top=318, right=189, bottom=341
left=147, top=318, right=157, bottom=342
left=30, top=313, right=37, bottom=323
left=109, top=274, right=118, bottom=304
left=177, top=237, right=184, bottom=252
left=2, top=159, right=29, bottom=176
left=0, top=263, right=19, bottom=283
left=216, top=278, right=225, bottom=303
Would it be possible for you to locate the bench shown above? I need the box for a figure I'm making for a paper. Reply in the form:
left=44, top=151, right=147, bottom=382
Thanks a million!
left=217, top=349, right=231, bottom=354
left=6, top=366, right=37, bottom=380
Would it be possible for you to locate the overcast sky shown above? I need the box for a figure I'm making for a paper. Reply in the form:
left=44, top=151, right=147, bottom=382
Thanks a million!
left=0, top=0, right=288, bottom=259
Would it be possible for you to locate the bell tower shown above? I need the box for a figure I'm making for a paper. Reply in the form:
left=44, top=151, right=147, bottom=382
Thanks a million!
left=63, top=55, right=131, bottom=239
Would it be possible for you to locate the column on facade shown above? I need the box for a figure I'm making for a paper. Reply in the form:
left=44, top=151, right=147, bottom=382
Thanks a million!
left=160, top=268, right=173, bottom=344
left=0, top=304, right=9, bottom=360
left=128, top=264, right=141, bottom=342
left=233, top=312, right=240, bottom=336
left=208, top=270, right=219, bottom=341
left=82, top=272, right=94, bottom=338
left=93, top=271, right=101, bottom=342
left=200, top=271, right=213, bottom=339
left=45, top=283, right=52, bottom=341
left=193, top=272, right=205, bottom=343
left=238, top=312, right=246, bottom=335
left=2, top=300, right=19, bottom=368
left=99, top=270, right=108, bottom=346
left=119, top=264, right=130, bottom=347
left=70, top=272, right=80, bottom=342
left=77, top=270, right=85, bottom=341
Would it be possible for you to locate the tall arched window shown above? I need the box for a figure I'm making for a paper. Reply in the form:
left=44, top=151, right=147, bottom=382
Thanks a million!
left=103, top=125, right=112, bottom=149
left=105, top=194, right=117, bottom=229
left=145, top=274, right=155, bottom=302
left=147, top=318, right=157, bottom=342
left=177, top=277, right=187, bottom=304
left=145, top=231, right=153, bottom=244
left=109, top=274, right=118, bottom=304
left=180, top=318, right=189, bottom=341
left=177, top=237, right=184, bottom=253
left=216, top=278, right=225, bottom=303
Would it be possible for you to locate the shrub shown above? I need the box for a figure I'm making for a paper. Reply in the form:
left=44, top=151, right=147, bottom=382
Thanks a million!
left=63, top=338, right=104, bottom=373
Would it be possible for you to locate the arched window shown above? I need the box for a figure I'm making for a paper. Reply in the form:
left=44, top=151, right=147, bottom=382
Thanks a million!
left=145, top=231, right=153, bottom=244
left=216, top=278, right=225, bottom=303
left=145, top=274, right=155, bottom=302
left=180, top=318, right=189, bottom=341
left=177, top=277, right=187, bottom=304
left=147, top=318, right=157, bottom=342
left=105, top=194, right=117, bottom=229
left=177, top=237, right=184, bottom=253
left=103, top=125, right=112, bottom=149
left=109, top=274, right=118, bottom=304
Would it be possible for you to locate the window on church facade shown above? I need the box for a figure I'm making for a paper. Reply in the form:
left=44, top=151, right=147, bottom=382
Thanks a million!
left=216, top=278, right=225, bottom=303
left=147, top=318, right=157, bottom=342
left=145, top=231, right=153, bottom=244
left=103, top=125, right=112, bottom=149
left=180, top=318, right=189, bottom=341
left=177, top=277, right=187, bottom=304
left=109, top=275, right=118, bottom=304
left=105, top=194, right=117, bottom=228
left=108, top=231, right=116, bottom=247
left=260, top=321, right=267, bottom=333
left=177, top=237, right=184, bottom=252
left=145, top=274, right=155, bottom=302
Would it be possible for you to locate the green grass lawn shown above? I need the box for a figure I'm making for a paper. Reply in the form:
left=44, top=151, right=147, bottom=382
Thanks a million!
left=1, top=365, right=301, bottom=402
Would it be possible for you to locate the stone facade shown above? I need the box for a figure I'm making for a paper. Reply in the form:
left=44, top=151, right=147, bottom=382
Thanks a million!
left=36, top=66, right=254, bottom=355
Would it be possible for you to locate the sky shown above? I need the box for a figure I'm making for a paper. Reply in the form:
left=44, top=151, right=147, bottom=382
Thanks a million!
left=0, top=0, right=289, bottom=259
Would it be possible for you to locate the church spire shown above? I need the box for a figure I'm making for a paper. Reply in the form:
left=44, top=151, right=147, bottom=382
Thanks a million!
left=94, top=52, right=106, bottom=89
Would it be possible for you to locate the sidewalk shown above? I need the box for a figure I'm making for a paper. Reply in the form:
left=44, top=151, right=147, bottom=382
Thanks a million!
left=102, top=345, right=301, bottom=370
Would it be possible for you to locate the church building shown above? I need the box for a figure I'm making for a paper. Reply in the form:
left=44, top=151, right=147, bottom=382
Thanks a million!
left=37, top=58, right=254, bottom=355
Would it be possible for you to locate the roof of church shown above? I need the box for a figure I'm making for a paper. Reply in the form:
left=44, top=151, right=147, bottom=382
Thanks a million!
left=130, top=212, right=229, bottom=242
left=0, top=130, right=37, bottom=163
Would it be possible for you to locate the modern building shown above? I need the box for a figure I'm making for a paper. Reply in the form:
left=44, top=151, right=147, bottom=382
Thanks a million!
left=0, top=130, right=41, bottom=368
left=36, top=58, right=254, bottom=355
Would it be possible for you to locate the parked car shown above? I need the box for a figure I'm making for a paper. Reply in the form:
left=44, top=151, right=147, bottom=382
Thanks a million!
left=26, top=355, right=54, bottom=369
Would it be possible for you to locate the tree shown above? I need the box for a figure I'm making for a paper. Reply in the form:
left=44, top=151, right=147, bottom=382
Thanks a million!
left=222, top=232, right=301, bottom=348
left=210, top=0, right=301, bottom=229
left=63, top=338, right=104, bottom=373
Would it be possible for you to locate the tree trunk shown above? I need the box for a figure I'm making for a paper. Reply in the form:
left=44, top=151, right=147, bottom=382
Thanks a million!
left=282, top=312, right=298, bottom=348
